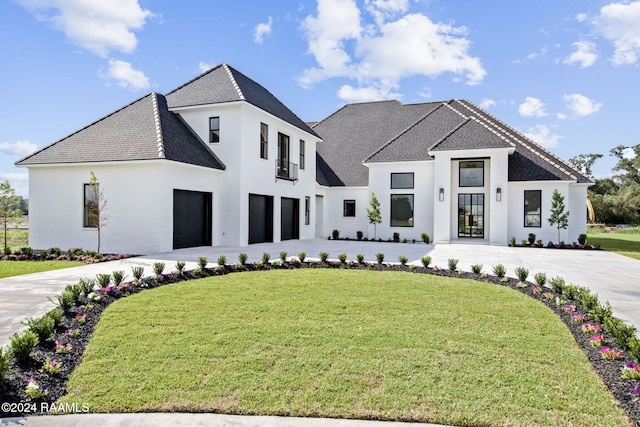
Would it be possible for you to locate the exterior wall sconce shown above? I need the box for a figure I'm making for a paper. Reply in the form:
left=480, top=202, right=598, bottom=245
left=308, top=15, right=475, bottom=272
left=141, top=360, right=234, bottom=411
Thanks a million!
left=496, top=187, right=502, bottom=202
left=439, top=188, right=444, bottom=202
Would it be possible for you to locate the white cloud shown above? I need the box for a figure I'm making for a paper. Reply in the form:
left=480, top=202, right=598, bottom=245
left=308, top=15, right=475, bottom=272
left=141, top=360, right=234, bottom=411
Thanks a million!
left=564, top=41, right=598, bottom=68
left=198, top=62, right=215, bottom=73
left=337, top=84, right=400, bottom=102
left=518, top=97, right=547, bottom=117
left=576, top=13, right=588, bottom=23
left=300, top=0, right=485, bottom=98
left=18, top=0, right=154, bottom=57
left=593, top=1, right=640, bottom=64
left=0, top=141, right=38, bottom=157
left=479, top=98, right=495, bottom=109
left=101, top=60, right=149, bottom=90
left=524, top=124, right=561, bottom=148
left=562, top=93, right=602, bottom=117
left=254, top=16, right=273, bottom=44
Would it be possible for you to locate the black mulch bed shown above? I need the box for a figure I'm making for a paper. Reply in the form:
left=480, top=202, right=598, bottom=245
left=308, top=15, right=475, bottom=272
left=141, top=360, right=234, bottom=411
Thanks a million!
left=0, top=261, right=638, bottom=425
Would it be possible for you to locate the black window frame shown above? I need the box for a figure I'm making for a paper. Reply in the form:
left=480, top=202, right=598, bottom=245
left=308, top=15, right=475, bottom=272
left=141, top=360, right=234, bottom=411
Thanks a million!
left=391, top=172, right=414, bottom=189
left=209, top=117, right=220, bottom=143
left=299, top=139, right=305, bottom=170
left=83, top=183, right=99, bottom=228
left=260, top=122, right=268, bottom=159
left=459, top=160, right=484, bottom=187
left=390, top=194, right=414, bottom=227
left=343, top=200, right=356, bottom=217
left=305, top=196, right=310, bottom=225
left=524, top=190, right=542, bottom=228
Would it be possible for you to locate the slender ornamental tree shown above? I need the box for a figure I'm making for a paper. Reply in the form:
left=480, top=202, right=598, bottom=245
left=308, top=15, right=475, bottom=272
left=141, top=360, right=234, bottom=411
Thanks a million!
left=548, top=189, right=569, bottom=244
left=87, top=172, right=108, bottom=253
left=366, top=192, right=382, bottom=240
left=0, top=180, right=19, bottom=253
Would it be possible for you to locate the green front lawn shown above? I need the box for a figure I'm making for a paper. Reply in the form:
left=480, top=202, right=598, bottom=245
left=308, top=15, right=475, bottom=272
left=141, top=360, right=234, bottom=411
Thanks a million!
left=0, top=230, right=29, bottom=251
left=58, top=269, right=630, bottom=426
left=588, top=231, right=640, bottom=261
left=0, top=260, right=84, bottom=278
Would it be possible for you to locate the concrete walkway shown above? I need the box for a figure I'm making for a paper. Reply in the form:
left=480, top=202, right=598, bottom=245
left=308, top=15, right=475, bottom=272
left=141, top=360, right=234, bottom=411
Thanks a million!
left=2, top=239, right=640, bottom=348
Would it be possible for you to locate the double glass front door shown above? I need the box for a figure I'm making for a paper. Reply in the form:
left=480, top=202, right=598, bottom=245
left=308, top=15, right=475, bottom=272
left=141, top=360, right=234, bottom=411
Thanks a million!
left=458, top=193, right=484, bottom=238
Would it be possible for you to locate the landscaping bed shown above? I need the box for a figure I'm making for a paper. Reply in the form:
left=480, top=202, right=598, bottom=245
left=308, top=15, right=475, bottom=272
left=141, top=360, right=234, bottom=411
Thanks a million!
left=0, top=261, right=638, bottom=425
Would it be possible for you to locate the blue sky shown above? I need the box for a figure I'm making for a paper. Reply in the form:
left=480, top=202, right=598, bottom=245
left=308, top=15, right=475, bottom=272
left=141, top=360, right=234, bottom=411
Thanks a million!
left=1, top=0, right=639, bottom=197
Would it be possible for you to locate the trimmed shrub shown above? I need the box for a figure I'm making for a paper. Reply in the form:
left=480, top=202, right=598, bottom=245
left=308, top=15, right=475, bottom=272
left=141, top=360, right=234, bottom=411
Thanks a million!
left=131, top=266, right=144, bottom=281
left=0, top=348, right=8, bottom=386
left=514, top=266, right=529, bottom=282
left=604, top=317, right=637, bottom=348
left=10, top=331, right=37, bottom=364
left=261, top=252, right=271, bottom=264
left=46, top=308, right=62, bottom=328
left=421, top=255, right=431, bottom=268
left=24, top=315, right=56, bottom=342
left=96, top=273, right=111, bottom=288
left=279, top=251, right=288, bottom=262
left=398, top=255, right=408, bottom=265
left=447, top=258, right=458, bottom=271
left=78, top=277, right=96, bottom=295
left=550, top=276, right=565, bottom=294
left=217, top=255, right=227, bottom=267
left=332, top=229, right=340, bottom=240
left=175, top=261, right=186, bottom=273
left=534, top=272, right=547, bottom=286
left=356, top=253, right=365, bottom=264
left=492, top=264, right=506, bottom=278
left=421, top=233, right=430, bottom=244
left=527, top=233, right=536, bottom=245
left=112, top=270, right=125, bottom=285
left=53, top=290, right=75, bottom=314
left=375, top=253, right=384, bottom=264
left=238, top=253, right=248, bottom=265
left=509, top=236, right=516, bottom=246
left=470, top=264, right=482, bottom=274
left=298, top=252, right=307, bottom=263
left=562, top=284, right=579, bottom=301
left=356, top=231, right=363, bottom=241
left=578, top=233, right=587, bottom=245
left=319, top=252, right=329, bottom=263
left=197, top=257, right=208, bottom=270
left=393, top=232, right=400, bottom=243
left=153, top=262, right=165, bottom=275
left=338, top=253, right=347, bottom=263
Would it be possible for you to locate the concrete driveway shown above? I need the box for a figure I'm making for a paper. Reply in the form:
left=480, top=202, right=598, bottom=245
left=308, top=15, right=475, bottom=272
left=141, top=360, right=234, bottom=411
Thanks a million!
left=1, top=239, right=639, bottom=348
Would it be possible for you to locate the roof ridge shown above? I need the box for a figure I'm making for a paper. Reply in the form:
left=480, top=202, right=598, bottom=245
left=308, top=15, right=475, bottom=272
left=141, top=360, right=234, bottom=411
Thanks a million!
left=427, top=115, right=471, bottom=152
left=164, top=64, right=224, bottom=97
left=363, top=102, right=446, bottom=163
left=223, top=64, right=245, bottom=101
left=467, top=116, right=515, bottom=148
left=151, top=92, right=165, bottom=159
left=455, top=99, right=584, bottom=181
left=16, top=93, right=156, bottom=165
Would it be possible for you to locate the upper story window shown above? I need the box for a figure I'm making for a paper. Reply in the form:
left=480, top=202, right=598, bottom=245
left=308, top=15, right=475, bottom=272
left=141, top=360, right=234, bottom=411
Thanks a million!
left=299, top=140, right=305, bottom=170
left=83, top=183, right=98, bottom=228
left=391, top=172, right=414, bottom=189
left=343, top=200, right=356, bottom=217
left=209, top=117, right=220, bottom=143
left=260, top=123, right=268, bottom=159
left=459, top=161, right=484, bottom=187
left=524, top=190, right=542, bottom=227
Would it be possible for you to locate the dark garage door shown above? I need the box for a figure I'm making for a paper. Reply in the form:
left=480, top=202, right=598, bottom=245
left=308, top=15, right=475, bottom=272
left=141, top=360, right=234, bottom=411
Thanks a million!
left=249, top=194, right=274, bottom=244
left=173, top=190, right=212, bottom=249
left=281, top=197, right=299, bottom=241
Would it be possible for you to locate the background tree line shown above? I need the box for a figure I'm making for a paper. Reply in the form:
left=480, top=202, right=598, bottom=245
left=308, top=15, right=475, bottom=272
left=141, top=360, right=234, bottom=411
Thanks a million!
left=570, top=144, right=640, bottom=225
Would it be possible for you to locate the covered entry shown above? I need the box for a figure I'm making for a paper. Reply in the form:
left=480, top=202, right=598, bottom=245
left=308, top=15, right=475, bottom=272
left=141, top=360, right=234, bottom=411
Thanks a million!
left=173, top=189, right=212, bottom=249
left=281, top=197, right=299, bottom=241
left=249, top=194, right=274, bottom=244
left=458, top=193, right=484, bottom=238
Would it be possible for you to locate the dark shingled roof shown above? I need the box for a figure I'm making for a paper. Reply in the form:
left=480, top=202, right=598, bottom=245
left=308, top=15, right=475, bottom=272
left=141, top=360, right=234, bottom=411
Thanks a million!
left=313, top=99, right=592, bottom=186
left=16, top=93, right=225, bottom=170
left=166, top=64, right=319, bottom=139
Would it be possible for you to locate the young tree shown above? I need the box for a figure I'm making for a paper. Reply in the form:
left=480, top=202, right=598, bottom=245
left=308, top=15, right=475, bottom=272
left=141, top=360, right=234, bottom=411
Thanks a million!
left=0, top=180, right=20, bottom=253
left=548, top=189, right=570, bottom=243
left=86, top=172, right=108, bottom=253
left=366, top=192, right=382, bottom=240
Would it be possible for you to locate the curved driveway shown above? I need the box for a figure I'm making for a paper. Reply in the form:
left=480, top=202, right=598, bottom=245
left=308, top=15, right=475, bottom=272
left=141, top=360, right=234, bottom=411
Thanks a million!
left=1, top=240, right=639, bottom=349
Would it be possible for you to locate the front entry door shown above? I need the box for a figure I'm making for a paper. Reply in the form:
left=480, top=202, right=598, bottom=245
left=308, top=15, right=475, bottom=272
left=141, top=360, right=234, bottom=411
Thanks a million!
left=458, top=193, right=484, bottom=238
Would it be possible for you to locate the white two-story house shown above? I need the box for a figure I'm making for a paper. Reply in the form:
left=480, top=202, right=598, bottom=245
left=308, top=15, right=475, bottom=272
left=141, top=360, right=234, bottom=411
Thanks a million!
left=17, top=64, right=592, bottom=254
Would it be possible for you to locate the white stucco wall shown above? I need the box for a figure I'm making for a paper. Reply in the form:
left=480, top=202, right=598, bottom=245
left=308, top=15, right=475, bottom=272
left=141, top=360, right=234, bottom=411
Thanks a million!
left=27, top=161, right=221, bottom=255
left=321, top=186, right=370, bottom=239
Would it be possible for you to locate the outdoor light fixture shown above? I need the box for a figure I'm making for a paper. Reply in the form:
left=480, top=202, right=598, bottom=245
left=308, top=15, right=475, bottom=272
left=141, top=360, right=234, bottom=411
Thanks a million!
left=496, top=187, right=502, bottom=202
left=439, top=188, right=444, bottom=202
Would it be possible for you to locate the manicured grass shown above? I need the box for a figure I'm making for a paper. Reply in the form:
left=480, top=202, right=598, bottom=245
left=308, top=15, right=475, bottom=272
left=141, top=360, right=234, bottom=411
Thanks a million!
left=59, top=270, right=631, bottom=426
left=588, top=231, right=640, bottom=261
left=0, top=260, right=84, bottom=278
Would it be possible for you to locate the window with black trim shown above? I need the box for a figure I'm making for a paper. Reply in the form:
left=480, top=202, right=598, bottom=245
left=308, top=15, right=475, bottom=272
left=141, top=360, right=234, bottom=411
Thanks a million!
left=299, top=140, right=305, bottom=170
left=305, top=196, right=310, bottom=225
left=209, top=117, right=220, bottom=143
left=524, top=190, right=541, bottom=227
left=391, top=172, right=414, bottom=189
left=390, top=194, right=414, bottom=227
left=343, top=200, right=356, bottom=217
left=459, top=161, right=484, bottom=187
left=260, top=123, right=268, bottom=159
left=83, top=183, right=98, bottom=228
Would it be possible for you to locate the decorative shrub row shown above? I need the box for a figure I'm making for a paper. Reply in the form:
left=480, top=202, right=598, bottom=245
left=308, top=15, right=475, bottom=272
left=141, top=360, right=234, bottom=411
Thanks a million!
left=0, top=247, right=133, bottom=263
left=328, top=231, right=431, bottom=244
left=509, top=233, right=598, bottom=250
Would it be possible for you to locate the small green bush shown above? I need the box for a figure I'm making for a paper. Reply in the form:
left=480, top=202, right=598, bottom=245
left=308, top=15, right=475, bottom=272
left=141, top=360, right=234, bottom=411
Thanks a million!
left=470, top=263, right=482, bottom=274
left=338, top=253, right=348, bottom=263
left=509, top=236, right=516, bottom=246
left=356, top=231, right=363, bottom=240
left=578, top=233, right=587, bottom=245
left=53, top=290, right=76, bottom=314
left=356, top=253, right=365, bottom=264
left=514, top=267, right=529, bottom=282
left=527, top=233, right=536, bottom=245
left=421, top=233, right=430, bottom=244
left=604, top=317, right=637, bottom=348
left=332, top=229, right=340, bottom=240
left=0, top=348, right=8, bottom=386
left=550, top=276, right=565, bottom=294
left=589, top=301, right=613, bottom=324
left=112, top=270, right=125, bottom=285
left=153, top=262, right=165, bottom=275
left=238, top=253, right=248, bottom=265
left=536, top=239, right=543, bottom=246
left=261, top=252, right=271, bottom=264
left=562, top=284, right=579, bottom=301
left=447, top=258, right=458, bottom=271
left=197, top=257, right=208, bottom=270
left=398, top=255, right=408, bottom=265
left=65, top=283, right=83, bottom=304
left=628, top=337, right=640, bottom=363
left=278, top=251, right=288, bottom=262
left=175, top=261, right=186, bottom=273
left=375, top=253, right=384, bottom=264
left=46, top=308, right=62, bottom=328
left=24, top=315, right=56, bottom=342
left=393, top=232, right=400, bottom=243
left=319, top=252, right=329, bottom=263
left=78, top=277, right=96, bottom=295
left=421, top=255, right=431, bottom=268
left=217, top=255, right=227, bottom=267
left=492, top=264, right=506, bottom=278
left=532, top=272, right=546, bottom=286
left=10, top=331, right=37, bottom=364
left=297, top=252, right=306, bottom=263
left=131, top=266, right=144, bottom=280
